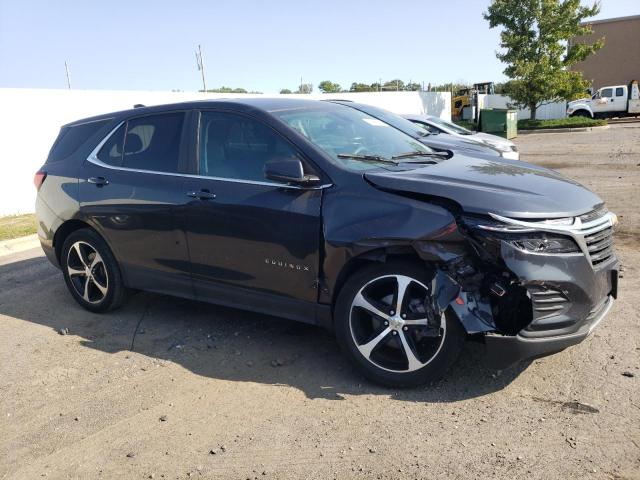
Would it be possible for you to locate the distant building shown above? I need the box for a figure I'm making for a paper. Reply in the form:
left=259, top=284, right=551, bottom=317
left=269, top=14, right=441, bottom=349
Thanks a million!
left=569, top=14, right=640, bottom=90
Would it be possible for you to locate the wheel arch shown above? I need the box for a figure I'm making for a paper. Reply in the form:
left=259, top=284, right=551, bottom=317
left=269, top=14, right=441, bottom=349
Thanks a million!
left=570, top=109, right=593, bottom=118
left=53, top=219, right=100, bottom=264
left=330, top=246, right=432, bottom=315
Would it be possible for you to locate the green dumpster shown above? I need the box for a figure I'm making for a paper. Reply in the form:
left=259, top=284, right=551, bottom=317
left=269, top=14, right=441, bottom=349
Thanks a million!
left=479, top=108, right=518, bottom=139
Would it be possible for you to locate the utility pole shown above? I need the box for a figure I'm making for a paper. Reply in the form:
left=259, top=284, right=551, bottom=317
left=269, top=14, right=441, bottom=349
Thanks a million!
left=195, top=45, right=207, bottom=92
left=64, top=61, right=71, bottom=89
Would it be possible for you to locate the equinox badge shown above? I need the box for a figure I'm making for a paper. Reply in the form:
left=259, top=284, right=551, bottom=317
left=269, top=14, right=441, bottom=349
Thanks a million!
left=264, top=258, right=310, bottom=272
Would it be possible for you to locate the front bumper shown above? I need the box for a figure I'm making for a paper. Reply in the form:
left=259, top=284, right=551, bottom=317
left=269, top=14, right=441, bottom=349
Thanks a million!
left=484, top=293, right=614, bottom=369
left=481, top=238, right=618, bottom=368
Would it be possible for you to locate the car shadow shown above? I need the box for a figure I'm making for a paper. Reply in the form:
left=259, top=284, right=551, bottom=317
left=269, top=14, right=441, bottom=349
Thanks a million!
left=0, top=252, right=531, bottom=401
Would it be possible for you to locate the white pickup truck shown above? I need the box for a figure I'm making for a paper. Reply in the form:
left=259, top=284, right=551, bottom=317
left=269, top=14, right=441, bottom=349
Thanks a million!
left=567, top=82, right=640, bottom=119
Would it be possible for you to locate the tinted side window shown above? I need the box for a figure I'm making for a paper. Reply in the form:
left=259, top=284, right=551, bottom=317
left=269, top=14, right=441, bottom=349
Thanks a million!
left=122, top=113, right=185, bottom=173
left=601, top=88, right=613, bottom=98
left=199, top=111, right=300, bottom=182
left=616, top=87, right=625, bottom=97
left=47, top=120, right=109, bottom=163
left=97, top=123, right=126, bottom=166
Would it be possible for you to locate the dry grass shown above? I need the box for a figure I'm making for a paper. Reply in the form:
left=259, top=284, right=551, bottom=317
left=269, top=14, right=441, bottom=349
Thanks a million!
left=0, top=214, right=37, bottom=241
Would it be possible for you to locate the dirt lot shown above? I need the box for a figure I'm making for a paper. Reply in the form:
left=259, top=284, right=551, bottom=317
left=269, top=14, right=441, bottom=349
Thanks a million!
left=1, top=124, right=639, bottom=480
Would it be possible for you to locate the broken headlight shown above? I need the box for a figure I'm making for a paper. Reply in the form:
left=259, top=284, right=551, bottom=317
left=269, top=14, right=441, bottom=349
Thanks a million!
left=460, top=215, right=581, bottom=254
left=510, top=236, right=580, bottom=254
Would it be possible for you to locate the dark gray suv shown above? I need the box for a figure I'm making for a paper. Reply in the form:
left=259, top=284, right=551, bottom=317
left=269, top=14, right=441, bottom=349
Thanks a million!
left=34, top=98, right=618, bottom=386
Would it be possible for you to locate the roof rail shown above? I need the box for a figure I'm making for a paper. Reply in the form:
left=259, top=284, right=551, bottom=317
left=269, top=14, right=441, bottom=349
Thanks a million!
left=133, top=104, right=146, bottom=108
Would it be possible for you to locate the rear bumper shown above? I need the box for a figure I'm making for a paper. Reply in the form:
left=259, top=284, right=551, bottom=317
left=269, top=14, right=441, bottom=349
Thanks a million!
left=484, top=294, right=614, bottom=369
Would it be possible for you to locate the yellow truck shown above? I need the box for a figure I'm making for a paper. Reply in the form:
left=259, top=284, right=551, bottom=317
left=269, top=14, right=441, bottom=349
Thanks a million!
left=452, top=82, right=495, bottom=119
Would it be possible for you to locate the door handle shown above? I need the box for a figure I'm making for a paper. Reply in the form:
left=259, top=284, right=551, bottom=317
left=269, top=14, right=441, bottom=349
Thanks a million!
left=88, top=177, right=109, bottom=186
left=187, top=190, right=216, bottom=200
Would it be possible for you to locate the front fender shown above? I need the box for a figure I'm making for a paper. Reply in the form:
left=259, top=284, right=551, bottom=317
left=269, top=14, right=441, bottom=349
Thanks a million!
left=567, top=102, right=593, bottom=117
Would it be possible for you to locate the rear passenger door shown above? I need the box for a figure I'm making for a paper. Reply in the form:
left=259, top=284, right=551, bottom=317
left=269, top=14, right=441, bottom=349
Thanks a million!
left=613, top=87, right=627, bottom=112
left=79, top=110, right=195, bottom=297
left=183, top=110, right=323, bottom=306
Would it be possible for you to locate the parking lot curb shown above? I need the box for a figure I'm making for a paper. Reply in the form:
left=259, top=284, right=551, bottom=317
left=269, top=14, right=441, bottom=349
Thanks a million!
left=0, top=234, right=40, bottom=257
left=517, top=125, right=610, bottom=135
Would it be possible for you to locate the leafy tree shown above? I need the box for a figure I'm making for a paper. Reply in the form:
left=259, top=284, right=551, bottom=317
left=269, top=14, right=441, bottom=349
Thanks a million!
left=203, top=86, right=259, bottom=93
left=382, top=79, right=404, bottom=91
left=404, top=82, right=422, bottom=91
left=431, top=83, right=470, bottom=94
left=296, top=83, right=313, bottom=94
left=318, top=80, right=342, bottom=93
left=279, top=88, right=292, bottom=94
left=484, top=0, right=603, bottom=119
left=350, top=82, right=373, bottom=92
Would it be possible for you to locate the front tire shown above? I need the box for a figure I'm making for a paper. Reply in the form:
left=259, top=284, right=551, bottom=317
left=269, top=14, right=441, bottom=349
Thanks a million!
left=61, top=228, right=127, bottom=313
left=334, top=261, right=464, bottom=387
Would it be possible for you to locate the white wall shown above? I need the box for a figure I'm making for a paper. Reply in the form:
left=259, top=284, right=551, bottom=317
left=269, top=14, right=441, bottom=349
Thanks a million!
left=0, top=88, right=450, bottom=216
left=310, top=91, right=451, bottom=120
left=478, top=94, right=567, bottom=120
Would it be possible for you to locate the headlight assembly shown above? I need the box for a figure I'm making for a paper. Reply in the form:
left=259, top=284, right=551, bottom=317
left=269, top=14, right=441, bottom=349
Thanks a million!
left=460, top=215, right=581, bottom=254
left=511, top=236, right=580, bottom=254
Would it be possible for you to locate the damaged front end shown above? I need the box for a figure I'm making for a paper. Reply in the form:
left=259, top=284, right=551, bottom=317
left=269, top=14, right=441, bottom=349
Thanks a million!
left=431, top=207, right=619, bottom=368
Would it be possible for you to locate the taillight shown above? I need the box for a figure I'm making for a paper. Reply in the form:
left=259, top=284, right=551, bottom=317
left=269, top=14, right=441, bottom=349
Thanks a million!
left=34, top=171, right=47, bottom=190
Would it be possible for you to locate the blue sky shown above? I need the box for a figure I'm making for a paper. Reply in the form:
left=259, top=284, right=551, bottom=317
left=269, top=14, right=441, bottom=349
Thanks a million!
left=0, top=0, right=637, bottom=93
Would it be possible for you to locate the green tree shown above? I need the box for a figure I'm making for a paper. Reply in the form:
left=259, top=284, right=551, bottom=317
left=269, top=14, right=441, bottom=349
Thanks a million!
left=484, top=0, right=603, bottom=119
left=279, top=88, right=292, bottom=94
left=404, top=82, right=422, bottom=91
left=296, top=83, right=313, bottom=94
left=382, top=79, right=404, bottom=91
left=318, top=80, right=342, bottom=93
left=349, top=82, right=373, bottom=92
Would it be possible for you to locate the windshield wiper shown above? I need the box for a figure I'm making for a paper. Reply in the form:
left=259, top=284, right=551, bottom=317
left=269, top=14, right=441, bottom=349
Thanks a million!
left=337, top=153, right=399, bottom=164
left=391, top=150, right=447, bottom=160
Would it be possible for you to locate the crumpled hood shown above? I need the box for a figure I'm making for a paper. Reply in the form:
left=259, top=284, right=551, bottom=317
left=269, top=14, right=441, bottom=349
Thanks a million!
left=364, top=155, right=603, bottom=218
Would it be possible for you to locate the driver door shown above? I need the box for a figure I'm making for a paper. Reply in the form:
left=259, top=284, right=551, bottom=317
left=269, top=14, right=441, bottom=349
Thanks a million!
left=183, top=110, right=324, bottom=306
left=592, top=88, right=614, bottom=114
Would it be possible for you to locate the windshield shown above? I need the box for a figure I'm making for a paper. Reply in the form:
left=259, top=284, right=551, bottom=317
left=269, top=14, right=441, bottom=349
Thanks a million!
left=273, top=104, right=435, bottom=171
left=426, top=116, right=474, bottom=135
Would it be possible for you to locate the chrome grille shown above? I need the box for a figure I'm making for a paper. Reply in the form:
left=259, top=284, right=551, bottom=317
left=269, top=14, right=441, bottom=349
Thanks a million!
left=585, top=226, right=614, bottom=266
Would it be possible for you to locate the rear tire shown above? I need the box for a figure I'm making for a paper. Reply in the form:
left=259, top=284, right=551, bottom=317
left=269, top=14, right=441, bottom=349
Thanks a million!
left=61, top=228, right=127, bottom=313
left=334, top=261, right=464, bottom=387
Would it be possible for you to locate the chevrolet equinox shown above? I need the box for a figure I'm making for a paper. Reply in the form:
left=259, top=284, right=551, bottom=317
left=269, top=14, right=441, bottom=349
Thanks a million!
left=35, top=99, right=619, bottom=386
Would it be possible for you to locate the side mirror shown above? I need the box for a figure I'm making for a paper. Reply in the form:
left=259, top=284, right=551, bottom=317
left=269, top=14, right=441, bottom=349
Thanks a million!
left=264, top=157, right=320, bottom=185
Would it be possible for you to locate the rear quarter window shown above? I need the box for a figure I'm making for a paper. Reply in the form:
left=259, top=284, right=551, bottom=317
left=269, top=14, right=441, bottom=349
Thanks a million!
left=47, top=119, right=110, bottom=163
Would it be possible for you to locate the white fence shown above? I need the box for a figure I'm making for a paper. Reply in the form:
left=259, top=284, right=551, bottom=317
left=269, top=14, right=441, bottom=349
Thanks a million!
left=0, top=89, right=450, bottom=216
left=478, top=94, right=567, bottom=120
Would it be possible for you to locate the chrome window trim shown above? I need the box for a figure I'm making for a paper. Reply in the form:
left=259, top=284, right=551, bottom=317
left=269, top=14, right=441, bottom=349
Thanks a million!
left=488, top=211, right=616, bottom=267
left=67, top=117, right=115, bottom=128
left=86, top=120, right=332, bottom=191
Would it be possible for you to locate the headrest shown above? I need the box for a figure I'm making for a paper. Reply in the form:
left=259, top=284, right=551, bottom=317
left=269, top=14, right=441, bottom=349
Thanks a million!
left=125, top=133, right=143, bottom=154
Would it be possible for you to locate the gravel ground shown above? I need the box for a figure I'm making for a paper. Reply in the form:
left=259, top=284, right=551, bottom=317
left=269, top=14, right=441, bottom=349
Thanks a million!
left=1, top=124, right=639, bottom=480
